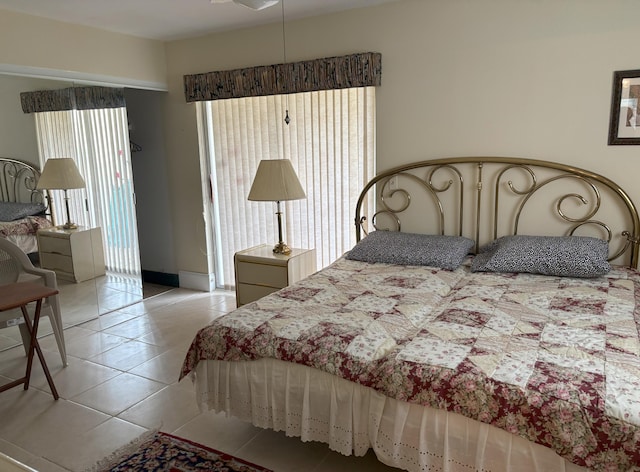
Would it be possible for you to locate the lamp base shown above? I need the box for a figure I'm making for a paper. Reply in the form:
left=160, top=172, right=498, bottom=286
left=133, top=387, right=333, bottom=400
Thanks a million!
left=273, top=242, right=292, bottom=255
left=62, top=191, right=78, bottom=230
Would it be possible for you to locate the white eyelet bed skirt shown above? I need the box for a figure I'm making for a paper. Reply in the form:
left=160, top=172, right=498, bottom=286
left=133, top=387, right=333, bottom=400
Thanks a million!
left=5, top=234, right=38, bottom=254
left=191, top=358, right=589, bottom=472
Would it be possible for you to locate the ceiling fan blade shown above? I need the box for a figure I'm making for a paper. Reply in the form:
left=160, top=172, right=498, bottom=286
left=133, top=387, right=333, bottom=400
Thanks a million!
left=233, top=0, right=280, bottom=10
left=210, top=0, right=280, bottom=11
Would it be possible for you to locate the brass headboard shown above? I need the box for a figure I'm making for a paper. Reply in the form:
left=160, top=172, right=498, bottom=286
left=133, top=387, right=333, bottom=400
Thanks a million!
left=354, top=157, right=640, bottom=268
left=0, top=157, right=47, bottom=205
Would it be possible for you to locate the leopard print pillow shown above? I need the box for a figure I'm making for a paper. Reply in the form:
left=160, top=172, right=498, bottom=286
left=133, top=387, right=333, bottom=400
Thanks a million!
left=471, top=235, right=610, bottom=278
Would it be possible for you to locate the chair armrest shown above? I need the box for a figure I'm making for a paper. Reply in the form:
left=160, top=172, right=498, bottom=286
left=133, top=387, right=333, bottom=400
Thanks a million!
left=22, top=266, right=58, bottom=290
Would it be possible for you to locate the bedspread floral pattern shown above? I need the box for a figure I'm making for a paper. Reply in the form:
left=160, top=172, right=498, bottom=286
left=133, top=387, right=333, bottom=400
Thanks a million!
left=181, top=258, right=640, bottom=471
left=0, top=216, right=53, bottom=237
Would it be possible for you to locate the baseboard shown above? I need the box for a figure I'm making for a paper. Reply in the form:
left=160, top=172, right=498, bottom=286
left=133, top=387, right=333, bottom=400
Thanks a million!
left=141, top=270, right=179, bottom=287
left=178, top=270, right=216, bottom=292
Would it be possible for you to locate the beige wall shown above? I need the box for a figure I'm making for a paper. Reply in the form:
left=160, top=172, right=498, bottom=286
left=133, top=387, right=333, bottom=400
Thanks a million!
left=164, top=0, right=640, bottom=274
left=0, top=10, right=167, bottom=89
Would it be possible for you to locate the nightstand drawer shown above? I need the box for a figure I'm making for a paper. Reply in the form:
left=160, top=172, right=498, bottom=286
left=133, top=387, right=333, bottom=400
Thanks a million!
left=236, top=283, right=279, bottom=306
left=236, top=261, right=288, bottom=288
left=234, top=245, right=316, bottom=307
left=38, top=226, right=106, bottom=283
left=40, top=252, right=74, bottom=273
left=38, top=236, right=71, bottom=256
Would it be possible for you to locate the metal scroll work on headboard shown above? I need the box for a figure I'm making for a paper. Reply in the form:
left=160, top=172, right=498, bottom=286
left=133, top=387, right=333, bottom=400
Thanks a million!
left=354, top=157, right=640, bottom=268
left=0, top=157, right=46, bottom=205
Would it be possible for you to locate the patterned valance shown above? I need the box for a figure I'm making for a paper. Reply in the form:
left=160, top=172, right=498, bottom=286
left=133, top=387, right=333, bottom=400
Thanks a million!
left=21, top=86, right=126, bottom=113
left=184, top=52, right=382, bottom=102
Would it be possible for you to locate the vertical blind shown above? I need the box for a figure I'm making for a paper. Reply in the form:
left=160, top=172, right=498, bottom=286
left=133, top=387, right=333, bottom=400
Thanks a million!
left=199, top=87, right=376, bottom=288
left=34, top=109, right=141, bottom=276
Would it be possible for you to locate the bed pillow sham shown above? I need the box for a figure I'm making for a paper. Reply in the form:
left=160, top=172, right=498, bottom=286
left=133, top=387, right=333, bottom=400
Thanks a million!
left=471, top=235, right=610, bottom=278
left=0, top=202, right=46, bottom=222
left=345, top=230, right=475, bottom=270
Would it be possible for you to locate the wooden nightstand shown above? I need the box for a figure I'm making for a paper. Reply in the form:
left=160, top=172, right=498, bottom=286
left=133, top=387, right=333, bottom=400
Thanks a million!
left=234, top=244, right=316, bottom=306
left=37, top=226, right=106, bottom=283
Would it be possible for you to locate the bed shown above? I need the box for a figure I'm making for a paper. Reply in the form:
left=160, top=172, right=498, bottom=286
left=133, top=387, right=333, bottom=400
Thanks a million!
left=0, top=157, right=53, bottom=255
left=180, top=157, right=640, bottom=472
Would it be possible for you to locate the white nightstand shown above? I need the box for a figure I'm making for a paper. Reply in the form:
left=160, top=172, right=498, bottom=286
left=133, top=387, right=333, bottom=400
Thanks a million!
left=37, top=226, right=106, bottom=283
left=234, top=244, right=316, bottom=306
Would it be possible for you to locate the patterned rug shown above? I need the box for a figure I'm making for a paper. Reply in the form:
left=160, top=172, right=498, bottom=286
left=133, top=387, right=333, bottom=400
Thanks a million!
left=88, top=431, right=273, bottom=472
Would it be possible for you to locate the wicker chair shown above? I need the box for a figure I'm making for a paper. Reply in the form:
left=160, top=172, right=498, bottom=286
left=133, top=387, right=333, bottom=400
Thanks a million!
left=0, top=238, right=67, bottom=366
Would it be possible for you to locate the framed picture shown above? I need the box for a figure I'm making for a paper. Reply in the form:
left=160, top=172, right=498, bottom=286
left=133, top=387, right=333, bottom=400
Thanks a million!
left=608, top=69, right=640, bottom=145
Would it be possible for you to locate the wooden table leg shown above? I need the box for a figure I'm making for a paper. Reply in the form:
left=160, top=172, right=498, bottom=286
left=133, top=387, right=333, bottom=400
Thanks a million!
left=0, top=283, right=60, bottom=399
left=20, top=300, right=59, bottom=400
left=0, top=376, right=28, bottom=394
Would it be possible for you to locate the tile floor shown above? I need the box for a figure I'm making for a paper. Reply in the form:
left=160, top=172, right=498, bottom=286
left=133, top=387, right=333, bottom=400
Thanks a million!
left=0, top=272, right=152, bottom=352
left=0, top=286, right=401, bottom=472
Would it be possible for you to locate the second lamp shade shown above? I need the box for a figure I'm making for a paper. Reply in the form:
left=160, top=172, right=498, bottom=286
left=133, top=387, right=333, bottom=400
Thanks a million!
left=248, top=159, right=305, bottom=202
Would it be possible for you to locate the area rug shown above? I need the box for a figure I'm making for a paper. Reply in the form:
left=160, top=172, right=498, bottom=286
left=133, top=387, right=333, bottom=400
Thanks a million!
left=88, top=431, right=273, bottom=472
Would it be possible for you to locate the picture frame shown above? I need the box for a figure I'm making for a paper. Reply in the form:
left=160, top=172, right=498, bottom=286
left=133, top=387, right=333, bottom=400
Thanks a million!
left=608, top=69, right=640, bottom=145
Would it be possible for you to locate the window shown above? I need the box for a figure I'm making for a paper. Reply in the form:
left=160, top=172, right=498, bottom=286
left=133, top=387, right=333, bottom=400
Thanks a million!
left=198, top=87, right=376, bottom=288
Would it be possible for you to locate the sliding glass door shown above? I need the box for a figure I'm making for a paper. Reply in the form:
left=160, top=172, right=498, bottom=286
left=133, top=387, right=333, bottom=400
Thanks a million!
left=35, top=108, right=141, bottom=276
left=197, top=87, right=376, bottom=289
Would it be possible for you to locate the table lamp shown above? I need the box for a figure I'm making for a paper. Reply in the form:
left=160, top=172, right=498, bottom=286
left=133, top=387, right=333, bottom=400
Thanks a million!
left=248, top=159, right=305, bottom=255
left=36, top=158, right=86, bottom=230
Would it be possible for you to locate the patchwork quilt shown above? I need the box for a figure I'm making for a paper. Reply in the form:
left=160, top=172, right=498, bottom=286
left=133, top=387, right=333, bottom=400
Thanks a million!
left=181, top=257, right=640, bottom=471
left=0, top=216, right=53, bottom=237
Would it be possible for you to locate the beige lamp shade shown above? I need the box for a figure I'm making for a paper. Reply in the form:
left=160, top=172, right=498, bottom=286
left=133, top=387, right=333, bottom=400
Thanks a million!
left=248, top=159, right=305, bottom=202
left=36, top=158, right=86, bottom=190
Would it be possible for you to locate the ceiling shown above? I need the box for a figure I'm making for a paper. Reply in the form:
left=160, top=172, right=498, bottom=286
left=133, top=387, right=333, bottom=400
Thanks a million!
left=0, top=0, right=400, bottom=41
